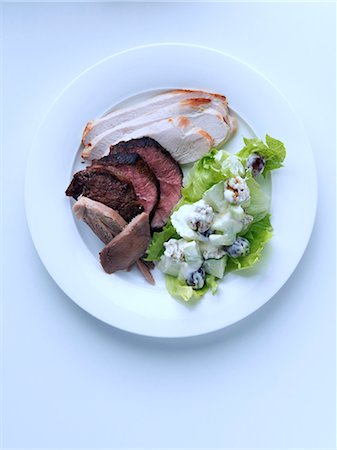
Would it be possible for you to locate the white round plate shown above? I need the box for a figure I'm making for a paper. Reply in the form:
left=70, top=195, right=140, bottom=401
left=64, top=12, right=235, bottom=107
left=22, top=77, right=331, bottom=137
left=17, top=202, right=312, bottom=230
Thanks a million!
left=25, top=43, right=317, bottom=338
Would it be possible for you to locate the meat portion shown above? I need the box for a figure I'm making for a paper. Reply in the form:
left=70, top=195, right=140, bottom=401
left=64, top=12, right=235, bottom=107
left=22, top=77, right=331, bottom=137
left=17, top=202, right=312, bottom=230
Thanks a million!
left=91, top=152, right=159, bottom=217
left=82, top=97, right=212, bottom=159
left=82, top=90, right=229, bottom=146
left=82, top=101, right=231, bottom=161
left=136, top=260, right=155, bottom=284
left=73, top=197, right=154, bottom=284
left=109, top=138, right=183, bottom=229
left=144, top=116, right=213, bottom=164
left=107, top=116, right=213, bottom=164
left=81, top=89, right=236, bottom=163
left=65, top=166, right=143, bottom=222
left=99, top=212, right=151, bottom=274
left=73, top=196, right=126, bottom=244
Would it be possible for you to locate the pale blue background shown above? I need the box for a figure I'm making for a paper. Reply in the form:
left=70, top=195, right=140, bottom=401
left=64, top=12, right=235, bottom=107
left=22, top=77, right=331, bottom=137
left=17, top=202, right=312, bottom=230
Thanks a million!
left=2, top=2, right=336, bottom=449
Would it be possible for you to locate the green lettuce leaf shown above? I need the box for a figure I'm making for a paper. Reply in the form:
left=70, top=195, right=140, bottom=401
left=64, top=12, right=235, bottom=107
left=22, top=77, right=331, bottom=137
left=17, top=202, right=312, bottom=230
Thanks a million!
left=165, top=274, right=218, bottom=302
left=145, top=220, right=180, bottom=261
left=237, top=135, right=286, bottom=176
left=227, top=214, right=273, bottom=271
left=245, top=172, right=271, bottom=222
left=145, top=198, right=193, bottom=261
left=182, top=149, right=224, bottom=202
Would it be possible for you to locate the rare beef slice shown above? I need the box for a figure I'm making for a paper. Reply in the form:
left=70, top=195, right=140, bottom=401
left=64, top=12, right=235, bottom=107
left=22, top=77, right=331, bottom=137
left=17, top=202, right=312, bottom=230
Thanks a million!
left=66, top=166, right=143, bottom=222
left=109, top=138, right=183, bottom=229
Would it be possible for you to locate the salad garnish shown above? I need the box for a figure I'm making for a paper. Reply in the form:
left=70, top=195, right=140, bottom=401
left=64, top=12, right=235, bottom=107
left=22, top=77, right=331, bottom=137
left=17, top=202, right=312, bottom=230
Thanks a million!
left=146, top=135, right=286, bottom=302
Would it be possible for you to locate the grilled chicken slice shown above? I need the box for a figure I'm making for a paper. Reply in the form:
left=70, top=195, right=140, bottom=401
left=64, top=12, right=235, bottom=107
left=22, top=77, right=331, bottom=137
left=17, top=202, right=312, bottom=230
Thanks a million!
left=120, top=116, right=213, bottom=164
left=82, top=97, right=214, bottom=158
left=99, top=212, right=151, bottom=274
left=84, top=116, right=212, bottom=165
left=82, top=105, right=230, bottom=162
left=81, top=89, right=236, bottom=163
left=73, top=197, right=154, bottom=284
left=82, top=89, right=231, bottom=146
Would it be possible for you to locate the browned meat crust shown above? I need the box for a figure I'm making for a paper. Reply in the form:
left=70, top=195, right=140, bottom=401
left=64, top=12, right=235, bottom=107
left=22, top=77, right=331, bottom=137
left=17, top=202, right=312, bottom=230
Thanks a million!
left=91, top=151, right=160, bottom=218
left=109, top=138, right=183, bottom=229
left=65, top=166, right=143, bottom=222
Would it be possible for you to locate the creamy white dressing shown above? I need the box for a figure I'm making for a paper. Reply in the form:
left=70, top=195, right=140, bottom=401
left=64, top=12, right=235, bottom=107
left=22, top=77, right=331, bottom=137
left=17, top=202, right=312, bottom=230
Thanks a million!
left=159, top=171, right=253, bottom=285
left=199, top=242, right=227, bottom=260
left=159, top=238, right=203, bottom=281
left=171, top=200, right=212, bottom=241
left=210, top=210, right=243, bottom=245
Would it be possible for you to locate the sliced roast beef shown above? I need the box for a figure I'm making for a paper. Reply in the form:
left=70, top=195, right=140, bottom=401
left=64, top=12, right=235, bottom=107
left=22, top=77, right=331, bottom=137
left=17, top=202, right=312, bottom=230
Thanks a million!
left=91, top=151, right=159, bottom=218
left=73, top=197, right=154, bottom=284
left=109, top=138, right=183, bottom=229
left=65, top=166, right=143, bottom=222
left=99, top=212, right=151, bottom=274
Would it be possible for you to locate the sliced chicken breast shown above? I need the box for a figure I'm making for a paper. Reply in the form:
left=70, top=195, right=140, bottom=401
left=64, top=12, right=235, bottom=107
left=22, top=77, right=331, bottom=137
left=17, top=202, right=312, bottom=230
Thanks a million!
left=84, top=116, right=213, bottom=164
left=82, top=97, right=213, bottom=159
left=82, top=89, right=230, bottom=147
left=82, top=104, right=231, bottom=161
left=81, top=89, right=236, bottom=163
left=117, top=116, right=214, bottom=164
